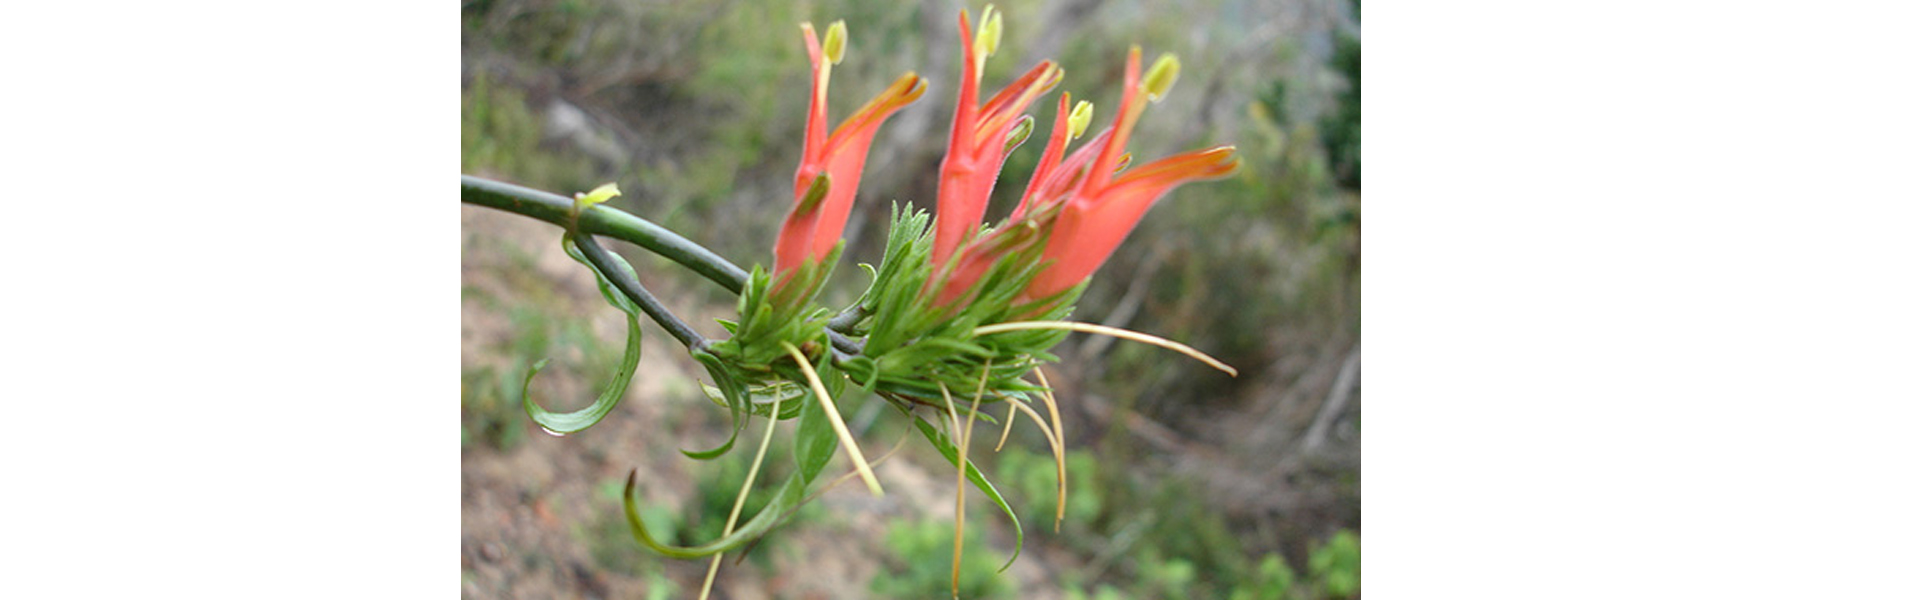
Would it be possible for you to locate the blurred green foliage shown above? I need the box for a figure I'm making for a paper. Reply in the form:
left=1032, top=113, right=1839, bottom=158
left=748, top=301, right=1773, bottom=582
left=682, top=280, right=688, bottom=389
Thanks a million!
left=871, top=519, right=1015, bottom=600
left=460, top=364, right=523, bottom=450
left=1309, top=529, right=1362, bottom=599
left=1229, top=553, right=1298, bottom=600
left=997, top=447, right=1103, bottom=531
left=1322, top=6, right=1362, bottom=191
left=461, top=71, right=601, bottom=195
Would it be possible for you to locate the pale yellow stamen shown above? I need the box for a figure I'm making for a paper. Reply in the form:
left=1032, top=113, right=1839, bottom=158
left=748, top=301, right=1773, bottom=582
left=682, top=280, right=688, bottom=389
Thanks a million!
left=1142, top=53, right=1180, bottom=102
left=781, top=342, right=884, bottom=496
left=977, top=5, right=1003, bottom=59
left=995, top=402, right=1018, bottom=452
left=1068, top=100, right=1094, bottom=140
left=1033, top=368, right=1069, bottom=530
left=823, top=20, right=848, bottom=65
left=697, top=372, right=786, bottom=600
left=971, top=321, right=1238, bottom=376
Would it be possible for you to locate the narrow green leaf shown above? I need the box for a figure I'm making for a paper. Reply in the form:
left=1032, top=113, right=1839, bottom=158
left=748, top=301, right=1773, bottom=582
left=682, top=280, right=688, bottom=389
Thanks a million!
left=622, top=468, right=806, bottom=559
left=521, top=312, right=642, bottom=433
left=791, top=378, right=840, bottom=480
left=682, top=350, right=747, bottom=460
left=911, top=413, right=1023, bottom=571
left=564, top=237, right=641, bottom=316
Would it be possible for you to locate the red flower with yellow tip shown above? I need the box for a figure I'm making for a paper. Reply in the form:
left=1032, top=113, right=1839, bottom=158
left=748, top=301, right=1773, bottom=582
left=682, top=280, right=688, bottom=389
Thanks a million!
left=1021, top=47, right=1240, bottom=300
left=931, top=46, right=1239, bottom=306
left=772, top=20, right=928, bottom=280
left=931, top=5, right=1063, bottom=270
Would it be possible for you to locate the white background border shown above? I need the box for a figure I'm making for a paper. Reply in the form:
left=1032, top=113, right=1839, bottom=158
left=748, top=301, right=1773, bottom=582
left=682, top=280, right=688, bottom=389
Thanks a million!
left=4, top=1, right=1917, bottom=597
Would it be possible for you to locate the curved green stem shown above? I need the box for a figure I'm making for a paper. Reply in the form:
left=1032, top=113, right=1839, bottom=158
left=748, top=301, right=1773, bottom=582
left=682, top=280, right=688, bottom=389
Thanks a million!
left=461, top=175, right=748, bottom=293
left=571, top=232, right=709, bottom=351
left=468, top=175, right=865, bottom=358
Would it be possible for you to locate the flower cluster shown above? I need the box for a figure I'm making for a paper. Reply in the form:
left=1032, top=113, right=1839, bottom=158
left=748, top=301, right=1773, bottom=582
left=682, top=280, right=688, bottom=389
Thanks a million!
left=609, top=8, right=1242, bottom=593
left=773, top=9, right=1238, bottom=321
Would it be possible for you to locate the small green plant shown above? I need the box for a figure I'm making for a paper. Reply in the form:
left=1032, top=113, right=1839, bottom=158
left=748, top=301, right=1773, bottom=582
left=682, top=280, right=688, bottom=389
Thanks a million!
left=1063, top=584, right=1127, bottom=600
left=460, top=365, right=522, bottom=450
left=1228, top=553, right=1297, bottom=600
left=871, top=519, right=1014, bottom=600
left=998, top=447, right=1101, bottom=531
left=1134, top=551, right=1199, bottom=598
left=1308, top=530, right=1360, bottom=599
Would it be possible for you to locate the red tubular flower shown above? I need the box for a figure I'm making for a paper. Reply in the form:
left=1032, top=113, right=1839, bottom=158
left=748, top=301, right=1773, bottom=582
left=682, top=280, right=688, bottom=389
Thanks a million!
left=1021, top=47, right=1240, bottom=301
left=928, top=93, right=1085, bottom=306
left=773, top=21, right=928, bottom=279
left=931, top=6, right=1063, bottom=269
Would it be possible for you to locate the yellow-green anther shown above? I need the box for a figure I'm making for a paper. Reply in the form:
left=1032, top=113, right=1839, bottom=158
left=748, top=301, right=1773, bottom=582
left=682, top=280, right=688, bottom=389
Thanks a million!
left=824, top=20, right=848, bottom=65
left=1142, top=53, right=1180, bottom=102
left=1114, top=152, right=1133, bottom=173
left=1068, top=100, right=1094, bottom=140
left=1004, top=115, right=1035, bottom=153
left=977, top=6, right=1003, bottom=58
left=796, top=172, right=832, bottom=212
left=574, top=182, right=621, bottom=210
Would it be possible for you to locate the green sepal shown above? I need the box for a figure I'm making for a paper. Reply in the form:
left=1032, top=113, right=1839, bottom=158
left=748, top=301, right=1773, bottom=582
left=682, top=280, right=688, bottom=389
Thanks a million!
left=833, top=203, right=1086, bottom=404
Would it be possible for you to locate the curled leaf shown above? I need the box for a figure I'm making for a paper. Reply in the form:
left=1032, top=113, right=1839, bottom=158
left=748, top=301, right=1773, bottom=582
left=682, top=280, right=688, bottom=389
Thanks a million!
left=517, top=236, right=646, bottom=434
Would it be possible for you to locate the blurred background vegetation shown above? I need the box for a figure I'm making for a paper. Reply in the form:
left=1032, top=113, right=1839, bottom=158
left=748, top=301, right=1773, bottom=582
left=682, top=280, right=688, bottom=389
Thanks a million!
left=462, top=0, right=1358, bottom=597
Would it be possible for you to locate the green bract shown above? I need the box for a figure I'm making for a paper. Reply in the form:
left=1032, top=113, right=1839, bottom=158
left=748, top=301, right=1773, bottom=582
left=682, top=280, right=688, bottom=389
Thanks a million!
left=839, top=204, right=1083, bottom=405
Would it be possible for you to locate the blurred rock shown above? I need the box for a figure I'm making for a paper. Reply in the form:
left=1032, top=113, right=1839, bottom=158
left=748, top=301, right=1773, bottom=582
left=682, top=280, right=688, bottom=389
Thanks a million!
left=544, top=98, right=629, bottom=170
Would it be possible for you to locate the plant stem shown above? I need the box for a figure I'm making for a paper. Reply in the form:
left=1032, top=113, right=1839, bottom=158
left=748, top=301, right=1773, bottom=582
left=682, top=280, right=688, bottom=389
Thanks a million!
left=466, top=175, right=866, bottom=358
left=827, top=303, right=869, bottom=334
left=572, top=232, right=709, bottom=351
left=461, top=175, right=748, bottom=293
